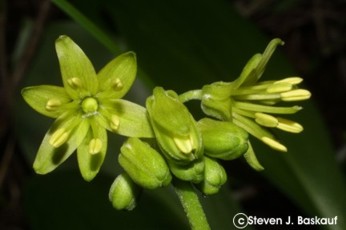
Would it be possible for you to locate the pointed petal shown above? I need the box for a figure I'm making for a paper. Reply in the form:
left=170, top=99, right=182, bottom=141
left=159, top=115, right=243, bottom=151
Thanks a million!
left=98, top=99, right=154, bottom=138
left=244, top=141, right=264, bottom=171
left=55, top=35, right=98, bottom=99
left=21, top=85, right=71, bottom=118
left=77, top=119, right=107, bottom=181
left=97, top=52, right=137, bottom=99
left=33, top=115, right=90, bottom=174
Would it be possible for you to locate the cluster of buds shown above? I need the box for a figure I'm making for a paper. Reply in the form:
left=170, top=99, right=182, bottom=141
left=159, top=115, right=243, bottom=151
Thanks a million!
left=110, top=87, right=247, bottom=210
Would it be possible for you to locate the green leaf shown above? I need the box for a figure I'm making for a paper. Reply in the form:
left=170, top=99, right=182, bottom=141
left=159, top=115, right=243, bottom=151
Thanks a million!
left=21, top=85, right=71, bottom=118
left=97, top=51, right=137, bottom=99
left=55, top=35, right=98, bottom=99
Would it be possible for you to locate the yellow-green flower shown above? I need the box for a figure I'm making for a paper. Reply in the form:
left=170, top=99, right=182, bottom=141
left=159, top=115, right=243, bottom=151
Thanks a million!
left=201, top=38, right=311, bottom=160
left=21, top=35, right=153, bottom=181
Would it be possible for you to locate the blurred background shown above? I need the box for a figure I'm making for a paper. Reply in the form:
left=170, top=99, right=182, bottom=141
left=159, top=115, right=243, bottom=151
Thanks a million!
left=1, top=0, right=345, bottom=229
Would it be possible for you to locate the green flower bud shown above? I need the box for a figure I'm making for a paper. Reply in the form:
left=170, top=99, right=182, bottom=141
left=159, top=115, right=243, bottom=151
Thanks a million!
left=108, top=173, right=140, bottom=210
left=118, top=137, right=172, bottom=189
left=146, top=87, right=203, bottom=164
left=197, top=156, right=227, bottom=195
left=198, top=118, right=249, bottom=160
left=168, top=159, right=204, bottom=183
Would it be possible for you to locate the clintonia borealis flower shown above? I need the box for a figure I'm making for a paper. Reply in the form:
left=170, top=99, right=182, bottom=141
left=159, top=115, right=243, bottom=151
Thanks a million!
left=201, top=38, right=311, bottom=169
left=21, top=35, right=153, bottom=181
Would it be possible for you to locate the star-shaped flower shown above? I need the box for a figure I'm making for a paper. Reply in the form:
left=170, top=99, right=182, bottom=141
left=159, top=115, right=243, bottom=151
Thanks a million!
left=22, top=35, right=153, bottom=181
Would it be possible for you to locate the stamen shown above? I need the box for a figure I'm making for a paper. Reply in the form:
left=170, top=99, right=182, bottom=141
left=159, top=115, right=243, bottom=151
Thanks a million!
left=233, top=101, right=302, bottom=114
left=46, top=99, right=61, bottom=111
left=112, top=78, right=123, bottom=91
left=266, top=82, right=292, bottom=93
left=173, top=135, right=194, bottom=154
left=281, top=89, right=311, bottom=101
left=261, top=136, right=287, bottom=152
left=277, top=117, right=303, bottom=133
left=234, top=93, right=281, bottom=101
left=49, top=128, right=69, bottom=148
left=89, top=138, right=103, bottom=154
left=67, top=77, right=83, bottom=89
left=255, top=113, right=278, bottom=127
left=110, top=115, right=120, bottom=131
left=275, top=77, right=303, bottom=85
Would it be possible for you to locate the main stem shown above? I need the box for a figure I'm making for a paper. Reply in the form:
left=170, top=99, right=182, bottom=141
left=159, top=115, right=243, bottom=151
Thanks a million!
left=173, top=179, right=211, bottom=230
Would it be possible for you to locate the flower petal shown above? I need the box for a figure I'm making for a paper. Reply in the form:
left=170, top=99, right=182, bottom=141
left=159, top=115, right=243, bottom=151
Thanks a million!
left=21, top=85, right=71, bottom=118
left=33, top=115, right=89, bottom=174
left=55, top=35, right=98, bottom=99
left=99, top=99, right=154, bottom=138
left=97, top=52, right=137, bottom=99
left=77, top=118, right=107, bottom=181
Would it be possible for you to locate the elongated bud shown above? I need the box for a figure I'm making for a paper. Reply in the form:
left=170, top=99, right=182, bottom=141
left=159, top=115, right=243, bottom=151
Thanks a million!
left=146, top=87, right=203, bottom=164
left=118, top=138, right=172, bottom=189
left=197, top=157, right=227, bottom=195
left=109, top=173, right=140, bottom=210
left=198, top=118, right=249, bottom=160
left=168, top=159, right=204, bottom=183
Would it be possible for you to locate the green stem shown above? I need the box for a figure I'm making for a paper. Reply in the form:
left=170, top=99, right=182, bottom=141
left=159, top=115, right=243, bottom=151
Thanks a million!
left=179, top=89, right=202, bottom=103
left=173, top=179, right=211, bottom=230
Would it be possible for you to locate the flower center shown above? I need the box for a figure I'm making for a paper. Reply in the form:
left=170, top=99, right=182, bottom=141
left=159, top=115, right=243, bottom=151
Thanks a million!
left=81, top=97, right=98, bottom=115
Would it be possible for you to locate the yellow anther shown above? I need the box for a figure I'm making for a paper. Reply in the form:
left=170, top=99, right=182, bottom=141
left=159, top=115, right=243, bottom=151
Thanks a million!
left=173, top=135, right=194, bottom=154
left=255, top=113, right=278, bottom=127
left=110, top=115, right=120, bottom=131
left=281, top=89, right=311, bottom=101
left=67, top=77, right=83, bottom=89
left=112, top=78, right=123, bottom=91
left=261, top=137, right=287, bottom=152
left=277, top=117, right=303, bottom=133
left=275, top=77, right=303, bottom=85
left=45, top=98, right=61, bottom=111
left=49, top=128, right=69, bottom=148
left=266, top=82, right=293, bottom=93
left=89, top=138, right=103, bottom=155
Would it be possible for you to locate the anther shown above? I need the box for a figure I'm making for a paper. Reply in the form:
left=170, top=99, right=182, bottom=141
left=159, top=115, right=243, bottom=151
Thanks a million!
left=277, top=118, right=303, bottom=133
left=89, top=138, right=103, bottom=154
left=173, top=135, right=194, bottom=154
left=261, top=136, right=287, bottom=152
left=255, top=113, right=278, bottom=127
left=110, top=115, right=120, bottom=131
left=67, top=77, right=83, bottom=89
left=112, top=78, right=123, bottom=91
left=46, top=99, right=61, bottom=111
left=49, top=128, right=69, bottom=148
left=281, top=89, right=311, bottom=101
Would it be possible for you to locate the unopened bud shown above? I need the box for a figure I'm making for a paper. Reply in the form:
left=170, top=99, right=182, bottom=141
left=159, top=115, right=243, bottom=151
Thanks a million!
left=119, top=138, right=172, bottom=189
left=197, top=157, right=227, bottom=195
left=198, top=118, right=249, bottom=160
left=146, top=87, right=203, bottom=164
left=108, top=173, right=140, bottom=210
left=168, top=159, right=204, bottom=183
